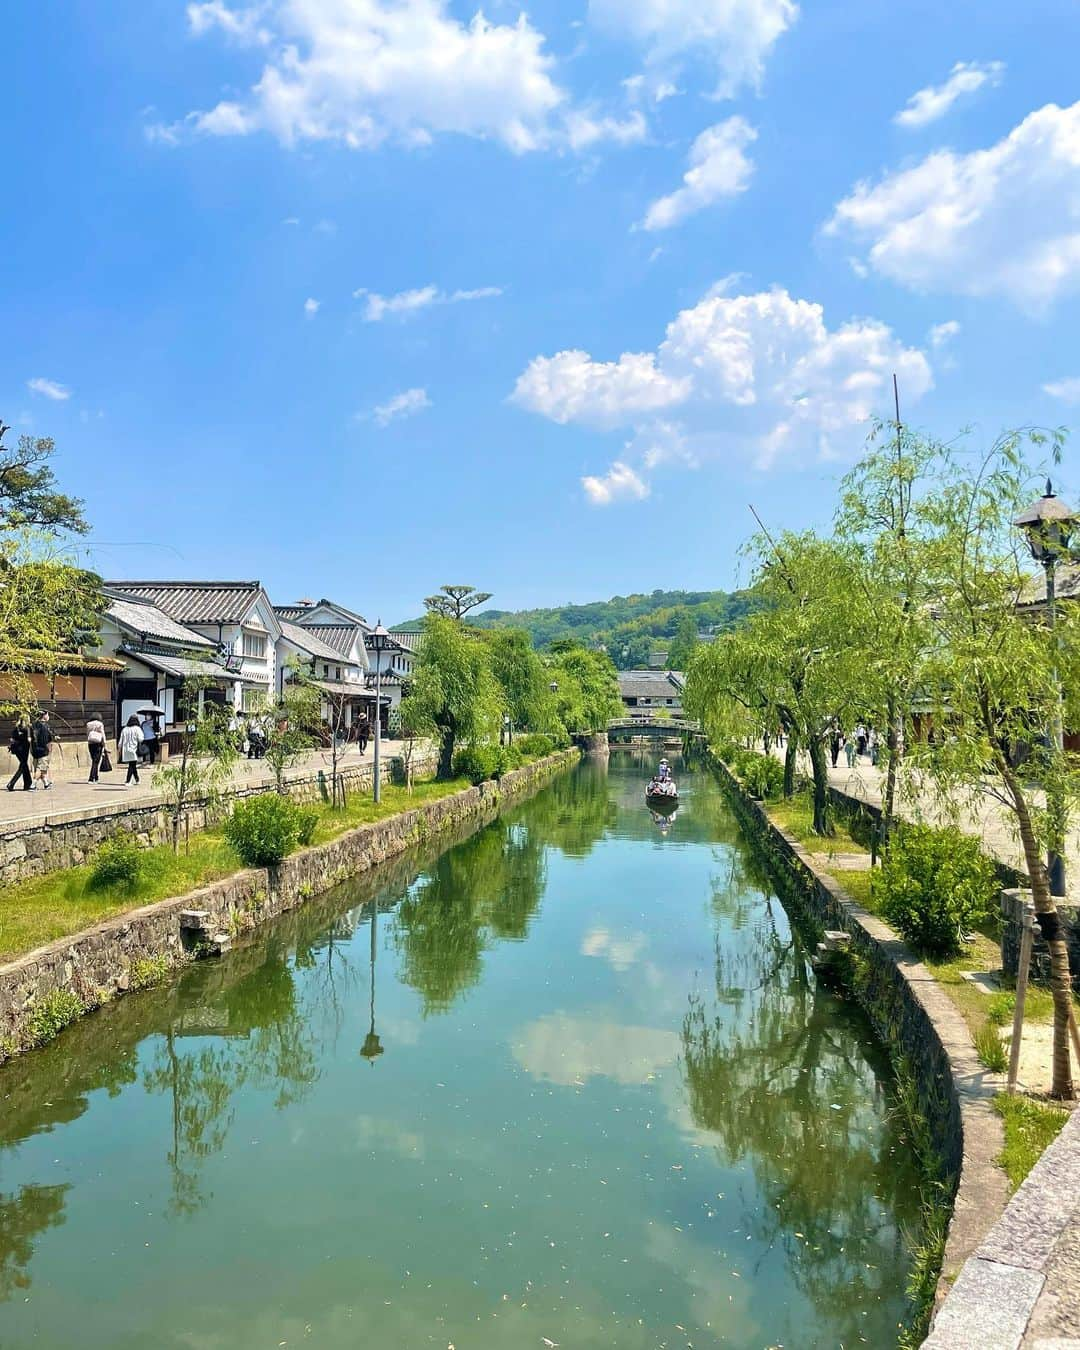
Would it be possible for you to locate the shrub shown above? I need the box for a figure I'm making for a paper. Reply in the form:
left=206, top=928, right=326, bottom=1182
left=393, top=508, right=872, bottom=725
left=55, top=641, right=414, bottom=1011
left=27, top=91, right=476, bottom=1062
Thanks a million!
left=515, top=733, right=555, bottom=759
left=453, top=745, right=504, bottom=785
left=732, top=749, right=785, bottom=801
left=131, top=954, right=169, bottom=990
left=295, top=806, right=320, bottom=846
left=876, top=824, right=998, bottom=958
left=28, top=989, right=84, bottom=1046
left=88, top=834, right=143, bottom=891
left=224, top=794, right=302, bottom=867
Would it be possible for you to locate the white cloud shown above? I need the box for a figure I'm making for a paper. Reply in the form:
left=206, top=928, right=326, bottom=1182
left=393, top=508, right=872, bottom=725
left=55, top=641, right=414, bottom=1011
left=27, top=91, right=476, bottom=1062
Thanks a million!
left=828, top=101, right=1080, bottom=313
left=303, top=296, right=320, bottom=316
left=512, top=350, right=691, bottom=430
left=161, top=0, right=586, bottom=154
left=1043, top=376, right=1080, bottom=404
left=894, top=60, right=1004, bottom=129
left=514, top=284, right=932, bottom=500
left=186, top=1, right=271, bottom=45
left=642, top=117, right=755, bottom=231
left=928, top=319, right=960, bottom=347
left=372, top=387, right=430, bottom=426
left=512, top=1012, right=679, bottom=1085
left=354, top=283, right=502, bottom=322
left=582, top=461, right=650, bottom=505
left=27, top=377, right=71, bottom=401
left=564, top=108, right=648, bottom=152
left=589, top=0, right=797, bottom=99
left=281, top=215, right=300, bottom=225
left=581, top=927, right=647, bottom=970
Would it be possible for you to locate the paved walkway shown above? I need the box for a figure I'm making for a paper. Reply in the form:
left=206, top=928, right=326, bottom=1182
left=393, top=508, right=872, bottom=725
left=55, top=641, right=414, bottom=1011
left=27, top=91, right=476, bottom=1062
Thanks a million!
left=772, top=746, right=1080, bottom=883
left=0, top=741, right=409, bottom=831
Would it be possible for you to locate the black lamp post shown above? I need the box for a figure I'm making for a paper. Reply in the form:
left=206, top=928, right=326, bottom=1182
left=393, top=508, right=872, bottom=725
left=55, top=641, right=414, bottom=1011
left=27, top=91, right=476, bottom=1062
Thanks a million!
left=360, top=897, right=383, bottom=1064
left=368, top=621, right=393, bottom=806
left=1015, top=480, right=1079, bottom=897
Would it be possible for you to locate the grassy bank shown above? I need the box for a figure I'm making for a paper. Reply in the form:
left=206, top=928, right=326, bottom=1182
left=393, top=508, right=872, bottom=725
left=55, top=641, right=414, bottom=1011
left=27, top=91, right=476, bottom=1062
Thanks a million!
left=0, top=778, right=466, bottom=964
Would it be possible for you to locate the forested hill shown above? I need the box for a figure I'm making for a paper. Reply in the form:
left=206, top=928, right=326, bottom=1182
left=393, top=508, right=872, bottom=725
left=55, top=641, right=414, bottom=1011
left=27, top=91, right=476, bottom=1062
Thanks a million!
left=394, top=589, right=756, bottom=668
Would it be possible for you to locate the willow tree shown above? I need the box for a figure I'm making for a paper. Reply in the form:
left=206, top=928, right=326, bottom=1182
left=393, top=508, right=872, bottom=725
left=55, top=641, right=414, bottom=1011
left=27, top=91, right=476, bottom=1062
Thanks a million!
left=546, top=641, right=621, bottom=733
left=909, top=431, right=1078, bottom=1098
left=399, top=615, right=502, bottom=778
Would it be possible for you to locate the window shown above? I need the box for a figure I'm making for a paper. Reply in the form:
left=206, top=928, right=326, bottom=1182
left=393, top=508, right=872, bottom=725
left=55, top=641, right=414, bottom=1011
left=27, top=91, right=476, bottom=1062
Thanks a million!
left=242, top=631, right=267, bottom=659
left=323, top=664, right=330, bottom=677
left=336, top=666, right=342, bottom=680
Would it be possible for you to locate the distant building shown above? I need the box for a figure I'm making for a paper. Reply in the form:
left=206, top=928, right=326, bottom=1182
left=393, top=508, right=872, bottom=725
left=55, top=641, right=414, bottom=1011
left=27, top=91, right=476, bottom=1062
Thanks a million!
left=616, top=671, right=685, bottom=717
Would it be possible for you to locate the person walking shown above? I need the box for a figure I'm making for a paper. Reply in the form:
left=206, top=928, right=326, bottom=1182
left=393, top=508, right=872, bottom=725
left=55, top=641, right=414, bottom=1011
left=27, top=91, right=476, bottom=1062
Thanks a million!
left=140, top=713, right=159, bottom=765
left=31, top=711, right=55, bottom=790
left=829, top=722, right=842, bottom=768
left=6, top=718, right=32, bottom=791
left=86, top=716, right=107, bottom=783
left=868, top=727, right=880, bottom=767
left=357, top=714, right=370, bottom=755
left=118, top=715, right=144, bottom=785
left=844, top=729, right=858, bottom=769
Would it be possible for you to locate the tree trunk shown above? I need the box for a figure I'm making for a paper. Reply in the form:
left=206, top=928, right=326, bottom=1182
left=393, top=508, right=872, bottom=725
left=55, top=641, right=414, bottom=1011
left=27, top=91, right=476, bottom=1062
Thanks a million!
left=437, top=717, right=456, bottom=780
left=998, top=750, right=1074, bottom=1099
left=807, top=734, right=833, bottom=837
left=883, top=691, right=903, bottom=844
left=783, top=735, right=797, bottom=799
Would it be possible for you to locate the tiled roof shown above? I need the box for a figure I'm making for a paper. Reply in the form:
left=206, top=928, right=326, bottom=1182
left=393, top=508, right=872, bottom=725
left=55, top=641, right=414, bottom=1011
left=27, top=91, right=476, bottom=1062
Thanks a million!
left=393, top=630, right=424, bottom=652
left=273, top=598, right=368, bottom=624
left=1017, top=563, right=1080, bottom=607
left=297, top=624, right=359, bottom=657
left=617, top=670, right=685, bottom=700
left=278, top=620, right=347, bottom=663
left=106, top=581, right=263, bottom=624
left=105, top=594, right=212, bottom=648
left=118, top=648, right=237, bottom=681
left=274, top=606, right=308, bottom=621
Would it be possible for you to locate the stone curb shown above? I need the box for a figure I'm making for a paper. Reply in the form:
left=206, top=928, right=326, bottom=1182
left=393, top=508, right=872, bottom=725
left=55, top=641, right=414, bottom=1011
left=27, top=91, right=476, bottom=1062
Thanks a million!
left=0, top=749, right=580, bottom=1063
left=712, top=758, right=1010, bottom=1335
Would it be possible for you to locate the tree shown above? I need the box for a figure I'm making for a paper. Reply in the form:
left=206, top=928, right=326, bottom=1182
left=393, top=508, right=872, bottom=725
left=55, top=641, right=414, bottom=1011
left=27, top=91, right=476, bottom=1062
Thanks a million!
left=545, top=642, right=621, bottom=733
left=399, top=615, right=502, bottom=778
left=249, top=681, right=321, bottom=795
left=484, top=627, right=561, bottom=738
left=666, top=612, right=699, bottom=670
left=155, top=677, right=239, bottom=852
left=906, top=431, right=1079, bottom=1098
left=423, top=584, right=492, bottom=622
left=0, top=422, right=87, bottom=534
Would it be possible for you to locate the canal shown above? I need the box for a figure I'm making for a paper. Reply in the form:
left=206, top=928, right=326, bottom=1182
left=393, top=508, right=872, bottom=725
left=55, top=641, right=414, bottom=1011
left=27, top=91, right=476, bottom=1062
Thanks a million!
left=0, top=754, right=922, bottom=1348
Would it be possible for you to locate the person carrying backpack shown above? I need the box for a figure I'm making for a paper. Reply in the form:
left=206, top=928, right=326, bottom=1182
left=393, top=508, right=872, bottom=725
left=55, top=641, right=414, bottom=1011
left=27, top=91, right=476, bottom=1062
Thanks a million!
left=7, top=718, right=32, bottom=791
left=31, top=712, right=55, bottom=790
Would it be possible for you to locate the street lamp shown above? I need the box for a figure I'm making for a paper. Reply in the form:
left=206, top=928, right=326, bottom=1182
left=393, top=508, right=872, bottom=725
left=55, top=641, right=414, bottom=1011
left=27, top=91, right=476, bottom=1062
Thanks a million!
left=368, top=621, right=393, bottom=806
left=360, top=896, right=383, bottom=1064
left=549, top=680, right=558, bottom=694
left=503, top=712, right=512, bottom=747
left=1015, top=479, right=1079, bottom=897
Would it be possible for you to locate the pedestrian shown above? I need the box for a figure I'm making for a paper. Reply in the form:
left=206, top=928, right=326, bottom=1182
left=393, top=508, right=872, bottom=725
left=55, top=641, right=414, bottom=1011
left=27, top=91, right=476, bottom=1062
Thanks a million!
left=856, top=723, right=867, bottom=757
left=247, top=715, right=265, bottom=760
left=31, top=711, right=55, bottom=790
left=868, top=727, right=880, bottom=767
left=140, top=712, right=159, bottom=765
left=86, top=715, right=107, bottom=783
left=844, top=729, right=857, bottom=769
left=6, top=718, right=32, bottom=791
left=118, top=714, right=144, bottom=785
left=830, top=721, right=842, bottom=768
left=358, top=715, right=370, bottom=754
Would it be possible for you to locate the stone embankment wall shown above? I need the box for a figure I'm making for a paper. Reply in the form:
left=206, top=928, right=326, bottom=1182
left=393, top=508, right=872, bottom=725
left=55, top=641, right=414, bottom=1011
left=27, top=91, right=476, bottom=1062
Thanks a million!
left=714, top=758, right=1009, bottom=1311
left=0, top=749, right=579, bottom=1062
left=0, top=749, right=439, bottom=888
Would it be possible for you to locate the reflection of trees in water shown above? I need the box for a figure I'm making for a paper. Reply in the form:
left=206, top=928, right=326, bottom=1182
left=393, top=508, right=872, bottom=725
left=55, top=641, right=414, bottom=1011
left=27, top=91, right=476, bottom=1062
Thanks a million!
left=0, top=1182, right=69, bottom=1301
left=393, top=817, right=548, bottom=1014
left=680, top=904, right=917, bottom=1338
left=143, top=942, right=318, bottom=1216
left=522, top=756, right=615, bottom=858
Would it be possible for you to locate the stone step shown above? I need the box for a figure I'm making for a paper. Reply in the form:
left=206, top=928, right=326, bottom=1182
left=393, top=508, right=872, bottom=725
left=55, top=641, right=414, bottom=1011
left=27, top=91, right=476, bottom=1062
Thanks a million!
left=179, top=909, right=212, bottom=931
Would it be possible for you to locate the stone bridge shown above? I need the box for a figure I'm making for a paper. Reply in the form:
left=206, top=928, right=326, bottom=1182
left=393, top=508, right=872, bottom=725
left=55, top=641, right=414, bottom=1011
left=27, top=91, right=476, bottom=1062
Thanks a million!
left=607, top=716, right=703, bottom=742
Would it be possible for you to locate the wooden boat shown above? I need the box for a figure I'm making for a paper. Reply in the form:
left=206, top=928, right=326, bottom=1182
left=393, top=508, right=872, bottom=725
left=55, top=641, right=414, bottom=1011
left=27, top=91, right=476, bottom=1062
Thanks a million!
left=645, top=777, right=679, bottom=809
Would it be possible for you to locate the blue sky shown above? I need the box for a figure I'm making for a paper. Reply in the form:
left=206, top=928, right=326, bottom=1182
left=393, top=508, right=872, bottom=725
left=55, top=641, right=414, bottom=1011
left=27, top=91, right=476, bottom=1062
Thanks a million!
left=4, top=1, right=1079, bottom=622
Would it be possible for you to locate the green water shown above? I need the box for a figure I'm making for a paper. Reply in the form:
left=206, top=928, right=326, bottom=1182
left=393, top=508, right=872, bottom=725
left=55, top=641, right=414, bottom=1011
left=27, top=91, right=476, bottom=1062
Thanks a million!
left=0, top=755, right=922, bottom=1348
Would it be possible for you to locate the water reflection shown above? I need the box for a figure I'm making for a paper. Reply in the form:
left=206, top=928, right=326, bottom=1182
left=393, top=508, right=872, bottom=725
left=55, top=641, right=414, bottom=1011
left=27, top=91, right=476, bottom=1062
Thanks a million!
left=0, top=1184, right=68, bottom=1301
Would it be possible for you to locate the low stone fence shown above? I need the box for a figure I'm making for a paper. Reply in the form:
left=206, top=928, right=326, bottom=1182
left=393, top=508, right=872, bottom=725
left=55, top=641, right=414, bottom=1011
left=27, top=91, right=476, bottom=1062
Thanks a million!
left=0, top=748, right=440, bottom=888
left=0, top=748, right=579, bottom=1063
left=714, top=758, right=1010, bottom=1319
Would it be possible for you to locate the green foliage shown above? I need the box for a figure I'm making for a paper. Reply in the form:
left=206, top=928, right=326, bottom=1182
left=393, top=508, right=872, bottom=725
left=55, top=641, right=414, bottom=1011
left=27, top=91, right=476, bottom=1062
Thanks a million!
left=398, top=587, right=758, bottom=664
left=730, top=748, right=785, bottom=800
left=484, top=627, right=562, bottom=736
left=452, top=744, right=523, bottom=784
left=156, top=679, right=240, bottom=851
left=545, top=643, right=621, bottom=733
left=88, top=834, right=143, bottom=891
left=224, top=795, right=304, bottom=867
left=295, top=806, right=319, bottom=846
left=975, top=1022, right=1009, bottom=1072
left=0, top=421, right=88, bottom=533
left=995, top=1092, right=1069, bottom=1188
left=28, top=989, right=84, bottom=1046
left=514, top=733, right=555, bottom=759
left=665, top=611, right=699, bottom=670
left=876, top=824, right=998, bottom=958
left=131, top=953, right=169, bottom=990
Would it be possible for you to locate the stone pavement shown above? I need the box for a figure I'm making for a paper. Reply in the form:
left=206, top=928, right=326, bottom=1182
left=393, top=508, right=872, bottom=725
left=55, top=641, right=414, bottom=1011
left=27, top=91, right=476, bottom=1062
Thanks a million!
left=0, top=740, right=408, bottom=832
left=770, top=746, right=1080, bottom=882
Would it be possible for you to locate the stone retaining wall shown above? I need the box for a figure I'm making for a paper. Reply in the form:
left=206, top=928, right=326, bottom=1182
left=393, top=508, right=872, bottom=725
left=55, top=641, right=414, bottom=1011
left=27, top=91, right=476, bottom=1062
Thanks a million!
left=714, top=758, right=1010, bottom=1319
left=0, top=749, right=579, bottom=1063
left=0, top=748, right=439, bottom=887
